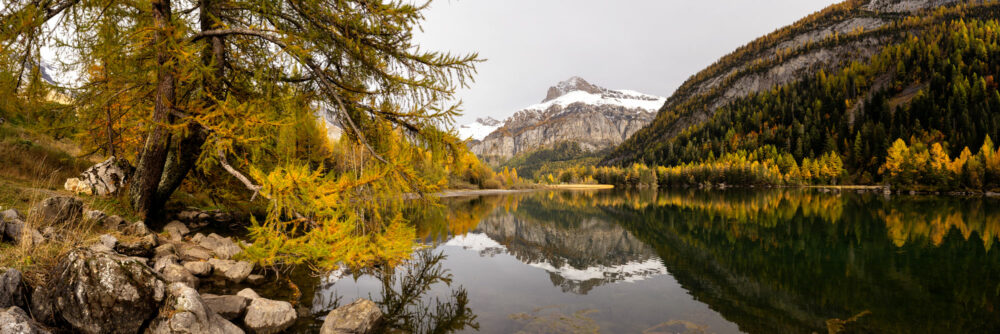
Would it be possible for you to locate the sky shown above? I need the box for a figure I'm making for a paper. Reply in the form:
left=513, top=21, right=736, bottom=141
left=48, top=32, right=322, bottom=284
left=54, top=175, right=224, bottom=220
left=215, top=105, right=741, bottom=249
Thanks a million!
left=412, top=0, right=843, bottom=124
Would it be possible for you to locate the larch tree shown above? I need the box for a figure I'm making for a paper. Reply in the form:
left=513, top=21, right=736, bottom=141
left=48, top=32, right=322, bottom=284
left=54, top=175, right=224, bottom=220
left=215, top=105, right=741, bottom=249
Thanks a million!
left=1, top=0, right=479, bottom=269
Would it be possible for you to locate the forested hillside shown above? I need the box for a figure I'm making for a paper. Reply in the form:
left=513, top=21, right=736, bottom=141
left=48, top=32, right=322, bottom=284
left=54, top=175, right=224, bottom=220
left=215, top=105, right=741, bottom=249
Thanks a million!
left=604, top=0, right=1000, bottom=189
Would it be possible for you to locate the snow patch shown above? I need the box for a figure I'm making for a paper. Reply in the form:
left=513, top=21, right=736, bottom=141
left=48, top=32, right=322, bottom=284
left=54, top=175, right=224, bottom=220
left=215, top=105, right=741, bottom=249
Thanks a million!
left=445, top=233, right=507, bottom=252
left=528, top=258, right=668, bottom=283
left=521, top=89, right=665, bottom=113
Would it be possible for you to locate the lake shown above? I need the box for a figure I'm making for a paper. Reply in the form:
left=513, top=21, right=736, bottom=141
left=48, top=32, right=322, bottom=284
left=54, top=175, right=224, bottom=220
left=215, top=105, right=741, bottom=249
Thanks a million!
left=280, top=189, right=1000, bottom=333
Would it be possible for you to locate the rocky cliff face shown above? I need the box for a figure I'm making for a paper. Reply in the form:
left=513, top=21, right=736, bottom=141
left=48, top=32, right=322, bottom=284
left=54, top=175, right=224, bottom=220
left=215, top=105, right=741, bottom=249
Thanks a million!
left=471, top=77, right=662, bottom=161
left=604, top=0, right=975, bottom=165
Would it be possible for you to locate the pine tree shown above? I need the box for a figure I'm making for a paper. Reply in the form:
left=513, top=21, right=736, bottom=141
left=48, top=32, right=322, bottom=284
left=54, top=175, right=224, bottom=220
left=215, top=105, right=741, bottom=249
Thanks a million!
left=2, top=0, right=479, bottom=269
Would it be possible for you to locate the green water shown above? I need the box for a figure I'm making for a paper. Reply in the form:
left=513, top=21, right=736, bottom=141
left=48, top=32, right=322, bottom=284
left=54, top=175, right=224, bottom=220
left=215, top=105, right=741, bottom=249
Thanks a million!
left=285, top=189, right=1000, bottom=333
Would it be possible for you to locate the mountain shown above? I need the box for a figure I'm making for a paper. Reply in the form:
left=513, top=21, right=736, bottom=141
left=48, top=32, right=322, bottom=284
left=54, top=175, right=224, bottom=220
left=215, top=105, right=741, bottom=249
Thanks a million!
left=445, top=206, right=667, bottom=295
left=456, top=117, right=502, bottom=141
left=470, top=77, right=663, bottom=165
left=603, top=0, right=1000, bottom=181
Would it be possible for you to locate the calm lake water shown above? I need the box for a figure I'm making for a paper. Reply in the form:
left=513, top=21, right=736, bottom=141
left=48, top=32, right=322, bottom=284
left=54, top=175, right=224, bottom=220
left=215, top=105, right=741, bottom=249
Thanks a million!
left=279, top=189, right=1000, bottom=333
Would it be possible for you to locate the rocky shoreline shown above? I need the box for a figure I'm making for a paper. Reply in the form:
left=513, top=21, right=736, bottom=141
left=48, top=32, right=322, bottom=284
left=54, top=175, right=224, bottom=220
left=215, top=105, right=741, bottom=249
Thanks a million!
left=0, top=196, right=381, bottom=334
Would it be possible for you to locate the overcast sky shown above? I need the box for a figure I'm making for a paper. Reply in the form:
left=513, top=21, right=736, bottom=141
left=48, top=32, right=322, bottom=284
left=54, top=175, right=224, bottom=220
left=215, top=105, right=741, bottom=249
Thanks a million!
left=413, top=0, right=842, bottom=124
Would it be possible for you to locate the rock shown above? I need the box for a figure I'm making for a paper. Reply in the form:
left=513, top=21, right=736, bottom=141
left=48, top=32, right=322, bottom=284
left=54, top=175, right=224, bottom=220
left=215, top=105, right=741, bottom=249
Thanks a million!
left=88, top=243, right=114, bottom=253
left=198, top=212, right=211, bottom=220
left=34, top=248, right=166, bottom=334
left=22, top=228, right=45, bottom=248
left=161, top=263, right=199, bottom=289
left=178, top=243, right=214, bottom=261
left=164, top=221, right=190, bottom=241
left=3, top=221, right=44, bottom=247
left=213, top=212, right=234, bottom=223
left=209, top=259, right=253, bottom=284
left=82, top=210, right=106, bottom=222
left=77, top=157, right=133, bottom=196
left=191, top=233, right=206, bottom=244
left=123, top=221, right=152, bottom=236
left=99, top=234, right=118, bottom=249
left=114, top=233, right=158, bottom=257
left=0, top=306, right=51, bottom=334
left=154, top=255, right=180, bottom=273
left=29, top=196, right=83, bottom=226
left=147, top=283, right=243, bottom=334
left=240, top=289, right=296, bottom=334
left=0, top=209, right=22, bottom=222
left=155, top=243, right=177, bottom=259
left=0, top=268, right=29, bottom=311
left=183, top=261, right=213, bottom=277
left=201, top=234, right=242, bottom=260
left=177, top=211, right=199, bottom=221
left=320, top=299, right=382, bottom=334
left=246, top=274, right=265, bottom=286
left=29, top=286, right=56, bottom=326
left=100, top=215, right=128, bottom=231
left=236, top=288, right=260, bottom=300
left=63, top=177, right=93, bottom=195
left=1, top=220, right=23, bottom=243
left=201, top=294, right=250, bottom=321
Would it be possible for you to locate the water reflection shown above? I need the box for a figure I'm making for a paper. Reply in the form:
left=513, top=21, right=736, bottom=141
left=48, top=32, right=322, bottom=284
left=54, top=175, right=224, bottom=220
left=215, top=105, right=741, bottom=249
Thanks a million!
left=299, top=189, right=1000, bottom=333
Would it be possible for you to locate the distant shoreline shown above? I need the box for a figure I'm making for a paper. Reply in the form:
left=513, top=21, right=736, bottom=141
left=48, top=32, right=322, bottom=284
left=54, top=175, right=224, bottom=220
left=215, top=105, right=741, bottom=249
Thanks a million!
left=410, top=184, right=616, bottom=199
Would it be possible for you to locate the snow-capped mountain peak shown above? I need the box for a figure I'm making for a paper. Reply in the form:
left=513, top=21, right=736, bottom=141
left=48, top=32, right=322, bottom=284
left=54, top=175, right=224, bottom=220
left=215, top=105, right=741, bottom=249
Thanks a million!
left=457, top=117, right=502, bottom=141
left=523, top=77, right=666, bottom=114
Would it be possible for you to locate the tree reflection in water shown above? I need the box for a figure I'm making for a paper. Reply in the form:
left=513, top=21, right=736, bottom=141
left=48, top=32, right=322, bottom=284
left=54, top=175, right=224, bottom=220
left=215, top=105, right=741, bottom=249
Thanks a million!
left=372, top=249, right=479, bottom=333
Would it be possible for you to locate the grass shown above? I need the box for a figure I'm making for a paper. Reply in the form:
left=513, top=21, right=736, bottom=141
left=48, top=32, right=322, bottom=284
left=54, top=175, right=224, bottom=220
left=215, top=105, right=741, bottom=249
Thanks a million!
left=0, top=122, right=142, bottom=284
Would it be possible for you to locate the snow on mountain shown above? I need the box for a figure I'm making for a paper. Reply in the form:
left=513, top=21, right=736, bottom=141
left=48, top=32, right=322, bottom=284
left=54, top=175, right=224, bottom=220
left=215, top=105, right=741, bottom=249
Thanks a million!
left=445, top=232, right=668, bottom=285
left=520, top=88, right=666, bottom=114
left=456, top=117, right=502, bottom=141
left=528, top=258, right=668, bottom=284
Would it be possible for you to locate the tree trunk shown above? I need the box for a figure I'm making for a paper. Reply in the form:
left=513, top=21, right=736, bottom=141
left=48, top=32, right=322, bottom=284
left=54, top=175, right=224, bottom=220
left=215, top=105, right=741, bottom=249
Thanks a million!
left=152, top=0, right=226, bottom=207
left=130, top=0, right=176, bottom=218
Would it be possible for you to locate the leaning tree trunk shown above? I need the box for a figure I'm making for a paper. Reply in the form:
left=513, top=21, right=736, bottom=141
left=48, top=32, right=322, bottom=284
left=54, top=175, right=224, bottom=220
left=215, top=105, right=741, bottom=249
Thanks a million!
left=153, top=0, right=225, bottom=206
left=130, top=0, right=176, bottom=218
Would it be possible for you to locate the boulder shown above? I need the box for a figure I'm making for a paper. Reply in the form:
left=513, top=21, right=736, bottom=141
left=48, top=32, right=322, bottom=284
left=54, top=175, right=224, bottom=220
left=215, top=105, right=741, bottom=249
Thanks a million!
left=114, top=233, right=157, bottom=258
left=0, top=209, right=22, bottom=222
left=147, top=283, right=243, bottom=334
left=123, top=221, right=152, bottom=237
left=78, top=157, right=133, bottom=196
left=177, top=211, right=199, bottom=221
left=0, top=306, right=51, bottom=334
left=99, top=234, right=118, bottom=249
left=178, top=243, right=214, bottom=261
left=246, top=274, right=265, bottom=286
left=1, top=220, right=23, bottom=243
left=201, top=294, right=250, bottom=321
left=0, top=268, right=29, bottom=311
left=161, top=263, right=199, bottom=289
left=201, top=234, right=242, bottom=260
left=34, top=248, right=166, bottom=334
left=183, top=261, right=213, bottom=277
left=164, top=221, right=189, bottom=242
left=82, top=210, right=106, bottom=222
left=100, top=215, right=128, bottom=231
left=153, top=255, right=180, bottom=273
left=320, top=299, right=382, bottom=334
left=238, top=289, right=296, bottom=334
left=4, top=222, right=44, bottom=248
left=208, top=259, right=253, bottom=284
left=155, top=243, right=177, bottom=259
left=29, top=196, right=83, bottom=226
left=63, top=178, right=92, bottom=195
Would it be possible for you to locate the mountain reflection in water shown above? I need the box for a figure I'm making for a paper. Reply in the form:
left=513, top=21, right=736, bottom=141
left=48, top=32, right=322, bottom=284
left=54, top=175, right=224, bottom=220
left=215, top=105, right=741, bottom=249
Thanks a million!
left=291, top=189, right=1000, bottom=334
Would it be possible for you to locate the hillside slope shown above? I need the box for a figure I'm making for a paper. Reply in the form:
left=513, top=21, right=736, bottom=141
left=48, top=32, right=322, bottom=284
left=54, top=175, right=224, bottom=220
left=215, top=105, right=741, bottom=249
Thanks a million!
left=603, top=0, right=997, bottom=179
